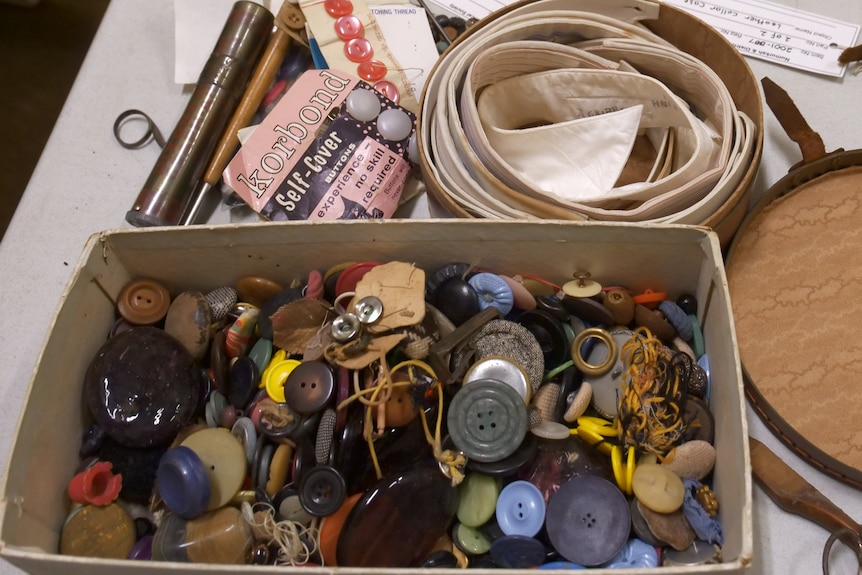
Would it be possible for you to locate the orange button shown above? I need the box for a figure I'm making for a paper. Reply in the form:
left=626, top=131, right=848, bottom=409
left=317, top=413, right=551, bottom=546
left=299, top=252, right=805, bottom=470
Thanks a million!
left=117, top=278, right=170, bottom=325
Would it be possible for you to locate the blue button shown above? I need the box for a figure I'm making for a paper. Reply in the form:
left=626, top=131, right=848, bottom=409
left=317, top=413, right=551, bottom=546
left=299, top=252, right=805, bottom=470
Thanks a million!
left=601, top=538, right=659, bottom=568
left=495, top=480, right=545, bottom=537
left=539, top=561, right=586, bottom=570
left=157, top=446, right=211, bottom=519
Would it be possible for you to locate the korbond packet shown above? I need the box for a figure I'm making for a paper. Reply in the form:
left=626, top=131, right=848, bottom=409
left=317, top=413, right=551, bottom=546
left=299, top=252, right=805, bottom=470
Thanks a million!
left=223, top=69, right=416, bottom=220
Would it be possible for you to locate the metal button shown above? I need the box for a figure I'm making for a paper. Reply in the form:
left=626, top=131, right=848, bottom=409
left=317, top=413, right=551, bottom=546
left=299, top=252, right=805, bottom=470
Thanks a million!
left=354, top=296, right=384, bottom=324
left=331, top=313, right=362, bottom=342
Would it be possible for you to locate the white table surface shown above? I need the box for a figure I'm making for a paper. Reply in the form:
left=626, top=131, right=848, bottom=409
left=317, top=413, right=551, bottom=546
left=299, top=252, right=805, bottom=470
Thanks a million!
left=1, top=1, right=861, bottom=573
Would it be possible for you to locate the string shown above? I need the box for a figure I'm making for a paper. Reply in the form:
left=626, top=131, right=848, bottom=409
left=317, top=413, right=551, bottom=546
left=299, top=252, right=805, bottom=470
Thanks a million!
left=241, top=501, right=321, bottom=566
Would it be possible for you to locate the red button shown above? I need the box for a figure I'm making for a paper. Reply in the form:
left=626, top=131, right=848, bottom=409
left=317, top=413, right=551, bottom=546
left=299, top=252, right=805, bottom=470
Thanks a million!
left=357, top=59, right=388, bottom=82
left=345, top=37, right=374, bottom=63
left=324, top=0, right=353, bottom=17
left=335, top=14, right=364, bottom=40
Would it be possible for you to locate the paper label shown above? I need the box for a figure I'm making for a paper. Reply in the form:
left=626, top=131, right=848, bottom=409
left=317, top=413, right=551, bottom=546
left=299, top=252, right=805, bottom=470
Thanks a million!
left=223, top=69, right=415, bottom=221
left=662, top=0, right=860, bottom=77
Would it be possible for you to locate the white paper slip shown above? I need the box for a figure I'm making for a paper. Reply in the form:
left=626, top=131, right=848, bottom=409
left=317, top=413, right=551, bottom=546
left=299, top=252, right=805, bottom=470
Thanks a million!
left=662, top=0, right=860, bottom=77
left=370, top=4, right=441, bottom=97
left=421, top=0, right=511, bottom=21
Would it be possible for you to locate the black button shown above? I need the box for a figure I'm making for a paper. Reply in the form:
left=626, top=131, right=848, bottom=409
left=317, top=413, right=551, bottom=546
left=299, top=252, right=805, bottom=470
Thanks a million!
left=283, top=360, right=335, bottom=414
left=299, top=465, right=346, bottom=517
left=517, top=309, right=569, bottom=369
left=489, top=535, right=546, bottom=568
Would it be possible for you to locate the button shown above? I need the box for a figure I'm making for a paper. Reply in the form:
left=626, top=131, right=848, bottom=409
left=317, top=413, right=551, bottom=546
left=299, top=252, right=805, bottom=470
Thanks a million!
left=495, top=480, right=545, bottom=537
left=539, top=561, right=587, bottom=570
left=357, top=59, right=388, bottom=82
left=274, top=484, right=317, bottom=525
left=631, top=289, right=667, bottom=307
left=530, top=420, right=570, bottom=440
left=117, top=278, right=171, bottom=326
left=662, top=540, right=721, bottom=566
left=456, top=472, right=500, bottom=527
left=489, top=534, right=546, bottom=569
left=468, top=272, right=515, bottom=317
left=383, top=383, right=418, bottom=428
left=354, top=295, right=384, bottom=324
left=334, top=14, right=364, bottom=40
left=230, top=416, right=257, bottom=467
left=84, top=326, right=202, bottom=448
left=236, top=276, right=283, bottom=308
left=433, top=277, right=480, bottom=326
left=252, top=440, right=275, bottom=493
left=468, top=319, right=545, bottom=395
left=225, top=306, right=260, bottom=358
left=330, top=312, right=362, bottom=342
left=264, top=358, right=302, bottom=403
left=561, top=271, right=602, bottom=298
left=682, top=397, right=715, bottom=444
left=377, top=109, right=413, bottom=142
left=561, top=295, right=613, bottom=326
left=264, top=443, right=293, bottom=498
left=248, top=338, right=273, bottom=376
left=517, top=309, right=569, bottom=370
left=319, top=491, right=363, bottom=566
left=584, top=328, right=634, bottom=419
left=464, top=432, right=538, bottom=477
left=229, top=356, right=259, bottom=409
left=571, top=327, right=617, bottom=377
left=60, top=503, right=136, bottom=559
left=545, top=475, right=630, bottom=566
left=658, top=300, right=693, bottom=341
left=464, top=356, right=530, bottom=403
left=630, top=496, right=665, bottom=546
left=373, top=80, right=400, bottom=103
left=254, top=397, right=302, bottom=439
left=676, top=293, right=698, bottom=315
left=426, top=262, right=472, bottom=298
left=283, top=360, right=335, bottom=414
left=601, top=538, right=659, bottom=568
left=602, top=289, right=635, bottom=325
left=631, top=463, right=685, bottom=513
left=315, top=408, right=337, bottom=465
left=634, top=304, right=675, bottom=341
left=636, top=499, right=695, bottom=551
left=156, top=446, right=211, bottom=519
left=299, top=465, right=347, bottom=517
left=324, top=0, right=353, bottom=17
left=164, top=290, right=213, bottom=361
left=421, top=549, right=459, bottom=568
left=181, top=427, right=247, bottom=511
left=448, top=379, right=528, bottom=463
left=335, top=261, right=380, bottom=297
left=453, top=522, right=491, bottom=555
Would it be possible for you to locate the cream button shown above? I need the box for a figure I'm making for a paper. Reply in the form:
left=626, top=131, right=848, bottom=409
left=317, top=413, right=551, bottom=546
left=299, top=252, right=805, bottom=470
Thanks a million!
left=631, top=463, right=685, bottom=513
left=181, top=427, right=247, bottom=511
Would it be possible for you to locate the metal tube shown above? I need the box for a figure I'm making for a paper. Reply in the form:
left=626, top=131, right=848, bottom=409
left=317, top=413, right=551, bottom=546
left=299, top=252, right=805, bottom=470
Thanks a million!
left=126, top=1, right=273, bottom=227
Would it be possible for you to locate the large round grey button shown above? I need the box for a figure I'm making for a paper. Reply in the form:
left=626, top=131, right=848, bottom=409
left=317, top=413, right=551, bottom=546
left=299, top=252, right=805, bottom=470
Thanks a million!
left=545, top=475, right=630, bottom=566
left=447, top=379, right=528, bottom=463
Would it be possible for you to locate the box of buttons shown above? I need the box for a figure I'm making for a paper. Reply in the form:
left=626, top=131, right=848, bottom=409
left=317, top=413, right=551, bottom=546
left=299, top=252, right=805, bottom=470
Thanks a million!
left=0, top=220, right=751, bottom=573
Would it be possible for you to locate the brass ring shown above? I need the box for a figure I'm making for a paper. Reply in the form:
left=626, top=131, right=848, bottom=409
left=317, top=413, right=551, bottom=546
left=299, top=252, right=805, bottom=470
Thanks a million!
left=571, top=327, right=618, bottom=377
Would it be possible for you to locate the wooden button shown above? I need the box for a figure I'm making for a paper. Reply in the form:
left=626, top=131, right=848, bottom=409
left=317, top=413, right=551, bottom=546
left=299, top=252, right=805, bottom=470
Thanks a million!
left=182, top=428, right=247, bottom=511
left=236, top=276, right=282, bottom=308
left=117, top=278, right=170, bottom=325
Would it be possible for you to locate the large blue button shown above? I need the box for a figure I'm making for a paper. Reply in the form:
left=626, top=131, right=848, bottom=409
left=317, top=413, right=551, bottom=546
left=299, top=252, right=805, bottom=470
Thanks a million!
left=156, top=446, right=211, bottom=519
left=495, top=480, right=545, bottom=537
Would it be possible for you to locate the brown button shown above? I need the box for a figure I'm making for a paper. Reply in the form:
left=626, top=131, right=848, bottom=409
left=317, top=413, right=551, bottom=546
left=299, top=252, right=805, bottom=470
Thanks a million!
left=236, top=276, right=283, bottom=308
left=384, top=383, right=419, bottom=427
left=60, top=503, right=136, bottom=559
left=117, top=278, right=171, bottom=325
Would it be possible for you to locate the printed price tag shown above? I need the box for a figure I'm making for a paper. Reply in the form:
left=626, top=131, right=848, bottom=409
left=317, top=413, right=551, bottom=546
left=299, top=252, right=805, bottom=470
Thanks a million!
left=662, top=0, right=860, bottom=77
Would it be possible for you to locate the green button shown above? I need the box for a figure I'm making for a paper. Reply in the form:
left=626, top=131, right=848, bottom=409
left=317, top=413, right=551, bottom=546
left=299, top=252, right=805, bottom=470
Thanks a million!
left=454, top=522, right=492, bottom=555
left=457, top=472, right=500, bottom=527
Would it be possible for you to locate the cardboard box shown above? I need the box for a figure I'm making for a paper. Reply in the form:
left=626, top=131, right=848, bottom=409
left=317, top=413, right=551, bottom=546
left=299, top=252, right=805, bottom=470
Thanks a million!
left=0, top=220, right=751, bottom=573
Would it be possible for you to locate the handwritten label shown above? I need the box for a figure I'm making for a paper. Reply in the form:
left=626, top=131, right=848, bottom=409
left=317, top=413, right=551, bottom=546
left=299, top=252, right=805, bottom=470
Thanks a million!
left=662, top=0, right=860, bottom=77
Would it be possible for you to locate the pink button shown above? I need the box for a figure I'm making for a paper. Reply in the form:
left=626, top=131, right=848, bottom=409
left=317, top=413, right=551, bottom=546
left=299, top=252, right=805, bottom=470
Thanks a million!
left=374, top=80, right=400, bottom=104
left=357, top=59, right=388, bottom=82
left=344, top=37, right=374, bottom=63
left=334, top=14, right=364, bottom=40
left=324, top=0, right=353, bottom=17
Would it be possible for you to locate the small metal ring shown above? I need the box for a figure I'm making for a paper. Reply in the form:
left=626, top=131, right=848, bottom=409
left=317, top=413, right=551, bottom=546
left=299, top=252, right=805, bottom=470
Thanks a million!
left=821, top=528, right=862, bottom=575
left=113, top=109, right=166, bottom=149
left=571, top=327, right=618, bottom=377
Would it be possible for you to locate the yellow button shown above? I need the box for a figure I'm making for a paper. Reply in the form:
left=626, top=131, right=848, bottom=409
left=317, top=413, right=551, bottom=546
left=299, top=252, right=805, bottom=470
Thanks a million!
left=181, top=428, right=247, bottom=511
left=264, top=358, right=302, bottom=403
left=631, top=463, right=685, bottom=513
